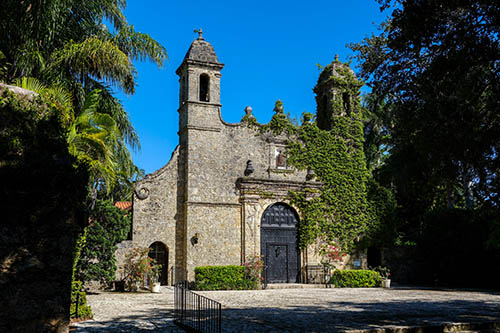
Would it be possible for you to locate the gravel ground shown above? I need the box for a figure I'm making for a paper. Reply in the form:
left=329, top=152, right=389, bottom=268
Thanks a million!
left=74, top=286, right=500, bottom=332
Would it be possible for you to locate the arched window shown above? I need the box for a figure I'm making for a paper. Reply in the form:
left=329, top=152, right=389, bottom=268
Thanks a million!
left=199, top=74, right=209, bottom=102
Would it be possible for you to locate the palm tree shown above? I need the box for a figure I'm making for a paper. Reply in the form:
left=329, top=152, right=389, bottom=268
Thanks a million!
left=12, top=78, right=135, bottom=194
left=67, top=90, right=118, bottom=187
left=1, top=0, right=166, bottom=200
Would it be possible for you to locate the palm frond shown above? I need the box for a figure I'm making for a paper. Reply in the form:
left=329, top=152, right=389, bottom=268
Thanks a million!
left=13, top=76, right=46, bottom=93
left=113, top=24, right=168, bottom=67
left=50, top=37, right=135, bottom=94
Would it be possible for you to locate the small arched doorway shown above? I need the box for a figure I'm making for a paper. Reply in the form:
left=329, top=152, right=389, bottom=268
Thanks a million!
left=148, top=242, right=168, bottom=285
left=260, top=203, right=300, bottom=283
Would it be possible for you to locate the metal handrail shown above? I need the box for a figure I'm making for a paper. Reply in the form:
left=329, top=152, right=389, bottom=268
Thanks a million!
left=174, top=281, right=222, bottom=333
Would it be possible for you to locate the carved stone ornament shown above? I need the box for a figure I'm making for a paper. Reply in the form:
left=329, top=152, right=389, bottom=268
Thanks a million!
left=244, top=160, right=254, bottom=176
left=276, top=151, right=286, bottom=168
left=135, top=186, right=150, bottom=200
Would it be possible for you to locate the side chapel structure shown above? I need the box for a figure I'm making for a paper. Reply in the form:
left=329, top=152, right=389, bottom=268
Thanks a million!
left=116, top=32, right=366, bottom=284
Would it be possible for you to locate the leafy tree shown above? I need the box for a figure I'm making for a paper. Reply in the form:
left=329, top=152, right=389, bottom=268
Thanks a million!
left=361, top=93, right=393, bottom=173
left=0, top=86, right=89, bottom=331
left=76, top=199, right=130, bottom=284
left=0, top=0, right=166, bottom=200
left=350, top=0, right=500, bottom=225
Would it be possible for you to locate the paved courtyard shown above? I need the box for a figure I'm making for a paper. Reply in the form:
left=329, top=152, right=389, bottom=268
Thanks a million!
left=74, top=286, right=500, bottom=332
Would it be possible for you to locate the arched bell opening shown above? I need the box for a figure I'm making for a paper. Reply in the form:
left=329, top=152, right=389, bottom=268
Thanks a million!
left=148, top=241, right=169, bottom=285
left=199, top=73, right=210, bottom=102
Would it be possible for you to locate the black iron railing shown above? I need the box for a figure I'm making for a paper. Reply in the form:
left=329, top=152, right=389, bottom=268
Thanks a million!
left=174, top=281, right=222, bottom=333
left=306, top=264, right=332, bottom=287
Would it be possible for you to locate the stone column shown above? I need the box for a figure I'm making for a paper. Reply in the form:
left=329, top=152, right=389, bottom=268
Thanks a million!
left=240, top=194, right=261, bottom=261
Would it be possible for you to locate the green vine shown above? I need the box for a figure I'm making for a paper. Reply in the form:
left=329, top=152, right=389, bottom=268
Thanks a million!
left=256, top=61, right=384, bottom=252
left=314, top=62, right=364, bottom=131
left=260, top=100, right=296, bottom=136
left=286, top=61, right=370, bottom=251
left=240, top=113, right=261, bottom=129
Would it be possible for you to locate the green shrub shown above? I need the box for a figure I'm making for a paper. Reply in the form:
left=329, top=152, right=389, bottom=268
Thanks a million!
left=70, top=281, right=93, bottom=320
left=194, top=265, right=258, bottom=290
left=76, top=199, right=130, bottom=285
left=330, top=269, right=382, bottom=288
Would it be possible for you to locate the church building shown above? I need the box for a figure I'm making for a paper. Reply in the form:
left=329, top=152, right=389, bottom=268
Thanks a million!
left=116, top=32, right=366, bottom=285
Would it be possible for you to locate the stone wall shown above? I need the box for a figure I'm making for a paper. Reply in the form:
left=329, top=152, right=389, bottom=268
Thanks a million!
left=119, top=146, right=181, bottom=283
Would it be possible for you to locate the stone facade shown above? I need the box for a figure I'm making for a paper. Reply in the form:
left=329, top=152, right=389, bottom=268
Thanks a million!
left=117, top=34, right=365, bottom=284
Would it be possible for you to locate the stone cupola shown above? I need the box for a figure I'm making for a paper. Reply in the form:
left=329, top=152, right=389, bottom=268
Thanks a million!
left=314, top=55, right=362, bottom=131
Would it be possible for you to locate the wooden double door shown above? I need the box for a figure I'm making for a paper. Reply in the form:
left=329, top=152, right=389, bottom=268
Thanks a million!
left=260, top=203, right=300, bottom=283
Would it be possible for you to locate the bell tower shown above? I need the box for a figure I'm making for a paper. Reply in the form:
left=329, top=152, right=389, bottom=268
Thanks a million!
left=175, top=30, right=224, bottom=281
left=176, top=29, right=224, bottom=134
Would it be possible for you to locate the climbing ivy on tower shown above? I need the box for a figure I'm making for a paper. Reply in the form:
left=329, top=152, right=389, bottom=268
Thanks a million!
left=286, top=58, right=371, bottom=251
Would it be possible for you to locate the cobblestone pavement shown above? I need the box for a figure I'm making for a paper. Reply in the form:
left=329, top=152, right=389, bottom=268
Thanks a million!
left=73, top=287, right=182, bottom=332
left=74, top=286, right=500, bottom=332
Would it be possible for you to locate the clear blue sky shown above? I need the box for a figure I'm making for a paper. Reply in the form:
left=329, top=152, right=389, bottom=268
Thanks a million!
left=120, top=0, right=389, bottom=174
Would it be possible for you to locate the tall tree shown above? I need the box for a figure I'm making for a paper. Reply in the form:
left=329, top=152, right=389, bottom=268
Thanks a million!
left=76, top=199, right=130, bottom=285
left=350, top=0, right=500, bottom=214
left=0, top=0, right=166, bottom=199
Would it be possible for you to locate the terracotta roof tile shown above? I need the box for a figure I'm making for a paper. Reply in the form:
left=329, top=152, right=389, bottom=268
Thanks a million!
left=114, top=201, right=132, bottom=211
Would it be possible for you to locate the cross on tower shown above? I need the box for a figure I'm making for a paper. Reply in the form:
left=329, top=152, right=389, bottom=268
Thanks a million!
left=194, top=28, right=203, bottom=39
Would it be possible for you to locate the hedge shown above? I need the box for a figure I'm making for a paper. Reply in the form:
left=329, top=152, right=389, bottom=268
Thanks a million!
left=330, top=270, right=382, bottom=288
left=194, top=265, right=258, bottom=290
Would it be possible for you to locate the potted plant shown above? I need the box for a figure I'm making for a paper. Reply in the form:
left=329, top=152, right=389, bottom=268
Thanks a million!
left=150, top=264, right=162, bottom=293
left=375, top=266, right=391, bottom=288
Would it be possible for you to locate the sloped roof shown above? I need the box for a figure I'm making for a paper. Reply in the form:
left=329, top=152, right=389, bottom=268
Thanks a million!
left=183, top=36, right=220, bottom=64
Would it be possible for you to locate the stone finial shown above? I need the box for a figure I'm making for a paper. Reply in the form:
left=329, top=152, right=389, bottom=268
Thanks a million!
left=273, top=99, right=284, bottom=114
left=245, top=105, right=253, bottom=116
left=194, top=28, right=204, bottom=40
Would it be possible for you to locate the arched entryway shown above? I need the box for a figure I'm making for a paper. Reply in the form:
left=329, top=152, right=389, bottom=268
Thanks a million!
left=148, top=242, right=169, bottom=285
left=367, top=246, right=382, bottom=268
left=260, top=203, right=300, bottom=283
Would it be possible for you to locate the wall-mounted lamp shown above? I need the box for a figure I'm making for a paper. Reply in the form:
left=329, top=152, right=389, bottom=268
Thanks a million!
left=191, top=233, right=199, bottom=246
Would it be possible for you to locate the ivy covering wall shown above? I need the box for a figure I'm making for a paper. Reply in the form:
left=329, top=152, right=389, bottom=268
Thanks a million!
left=259, top=60, right=373, bottom=251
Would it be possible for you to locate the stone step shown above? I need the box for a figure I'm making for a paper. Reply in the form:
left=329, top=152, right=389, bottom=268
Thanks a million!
left=265, top=283, right=330, bottom=289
